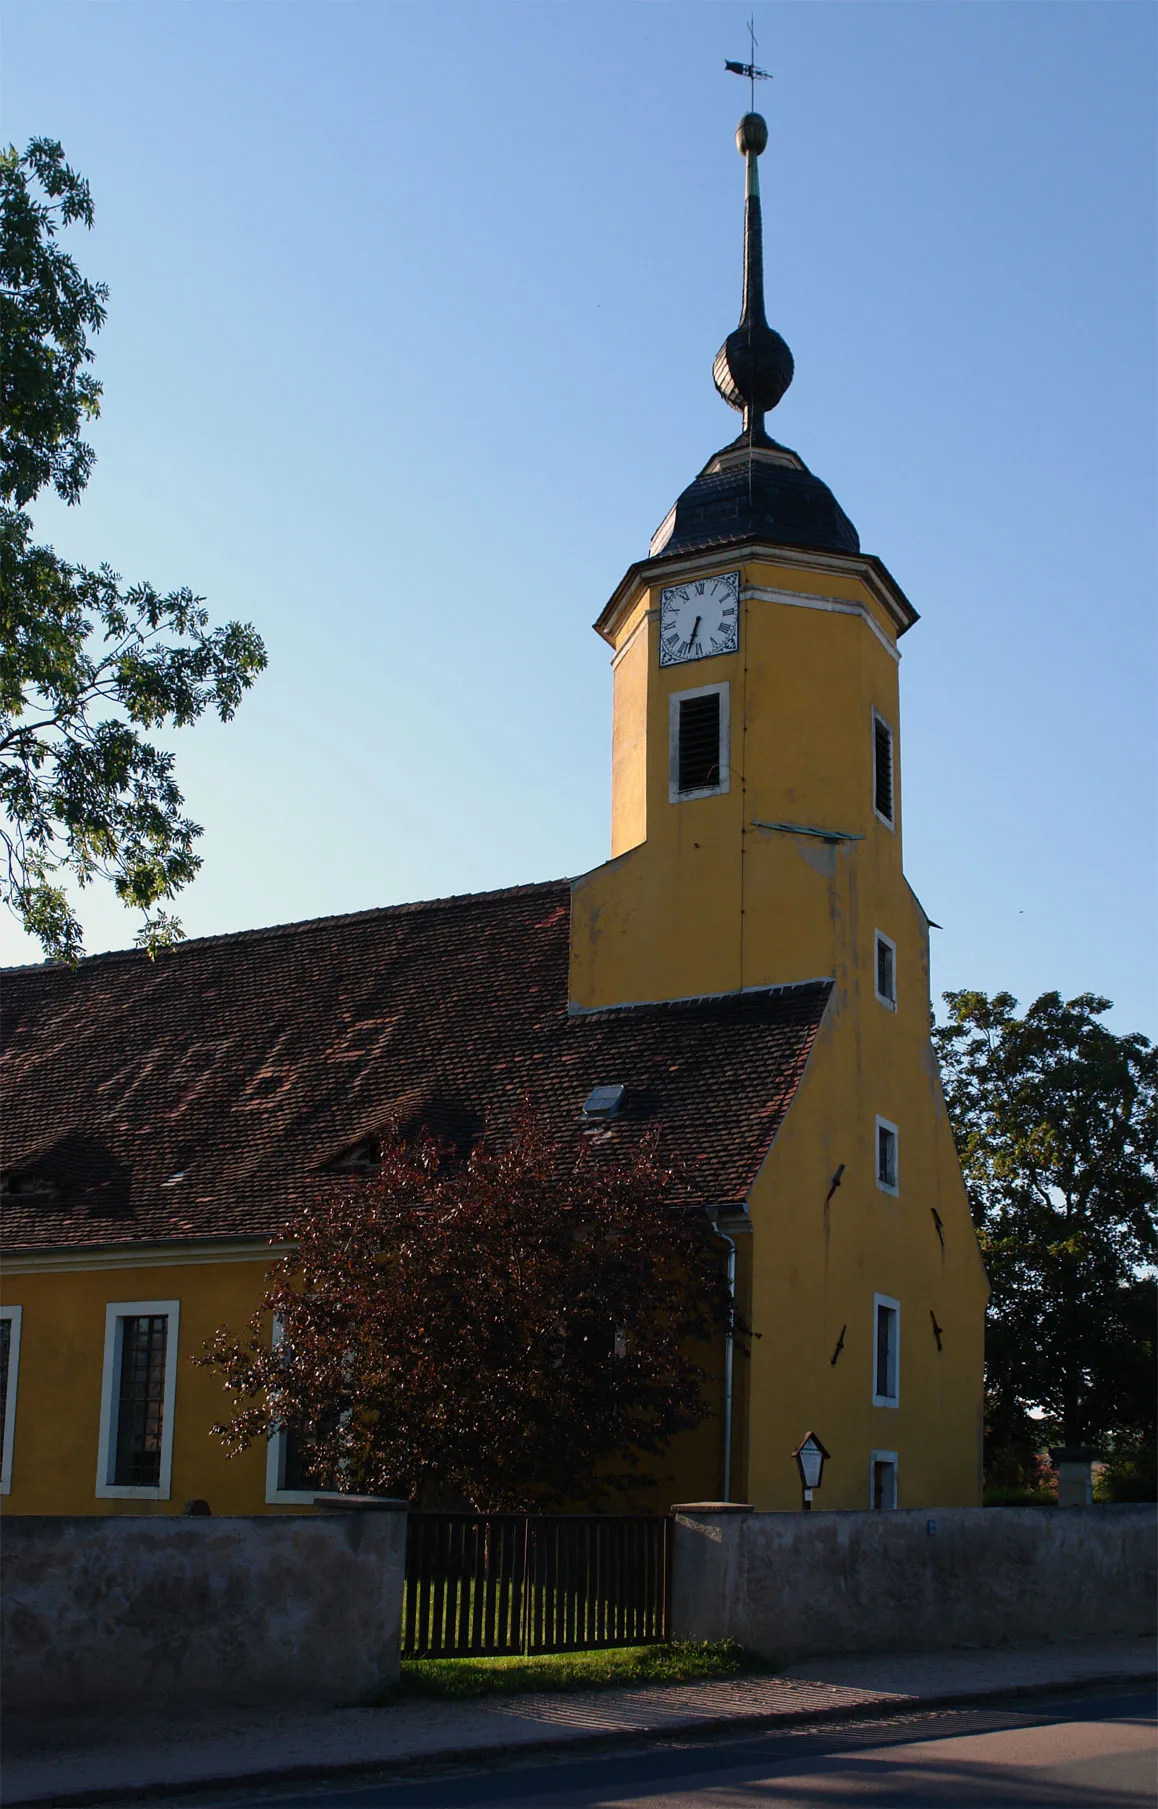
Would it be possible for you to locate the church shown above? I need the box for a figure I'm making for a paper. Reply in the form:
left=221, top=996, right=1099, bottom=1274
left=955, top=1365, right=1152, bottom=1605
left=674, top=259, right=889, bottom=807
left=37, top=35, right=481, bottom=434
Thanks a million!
left=0, top=110, right=987, bottom=1517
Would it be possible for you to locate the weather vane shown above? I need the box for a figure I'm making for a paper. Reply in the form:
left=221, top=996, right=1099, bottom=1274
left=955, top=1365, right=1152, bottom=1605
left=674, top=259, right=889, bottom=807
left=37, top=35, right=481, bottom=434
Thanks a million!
left=725, top=13, right=771, bottom=113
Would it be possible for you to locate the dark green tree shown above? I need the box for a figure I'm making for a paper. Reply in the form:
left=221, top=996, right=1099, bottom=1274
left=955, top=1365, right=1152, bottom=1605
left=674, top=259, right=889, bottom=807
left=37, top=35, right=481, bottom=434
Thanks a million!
left=1, top=138, right=266, bottom=961
left=934, top=989, right=1157, bottom=1492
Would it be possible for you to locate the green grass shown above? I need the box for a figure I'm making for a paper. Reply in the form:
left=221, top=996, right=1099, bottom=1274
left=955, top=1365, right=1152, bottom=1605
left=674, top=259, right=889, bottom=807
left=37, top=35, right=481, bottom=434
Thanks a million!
left=379, top=1640, right=773, bottom=1702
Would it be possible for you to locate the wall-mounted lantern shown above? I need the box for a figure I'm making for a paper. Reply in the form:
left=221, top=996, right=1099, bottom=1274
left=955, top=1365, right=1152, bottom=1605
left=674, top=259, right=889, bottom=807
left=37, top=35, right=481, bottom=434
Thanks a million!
left=793, top=1431, right=831, bottom=1511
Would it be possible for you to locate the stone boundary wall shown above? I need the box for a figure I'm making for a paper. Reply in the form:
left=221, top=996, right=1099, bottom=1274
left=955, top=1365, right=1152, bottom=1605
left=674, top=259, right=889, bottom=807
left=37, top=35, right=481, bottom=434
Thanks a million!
left=1, top=1508, right=407, bottom=1712
left=671, top=1505, right=1157, bottom=1662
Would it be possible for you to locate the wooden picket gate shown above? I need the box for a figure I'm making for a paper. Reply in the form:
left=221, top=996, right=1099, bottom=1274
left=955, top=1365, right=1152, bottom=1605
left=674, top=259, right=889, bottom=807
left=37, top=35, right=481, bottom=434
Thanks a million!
left=402, top=1512, right=673, bottom=1657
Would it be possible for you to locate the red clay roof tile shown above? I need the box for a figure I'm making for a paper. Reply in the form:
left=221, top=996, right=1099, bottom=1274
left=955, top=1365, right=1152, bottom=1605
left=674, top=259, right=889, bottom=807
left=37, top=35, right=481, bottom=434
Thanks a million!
left=0, top=879, right=830, bottom=1252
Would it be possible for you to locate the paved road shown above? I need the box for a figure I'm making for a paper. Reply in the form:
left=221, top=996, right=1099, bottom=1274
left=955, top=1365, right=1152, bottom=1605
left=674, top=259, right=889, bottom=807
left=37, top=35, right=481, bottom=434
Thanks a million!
left=191, top=1686, right=1155, bottom=1809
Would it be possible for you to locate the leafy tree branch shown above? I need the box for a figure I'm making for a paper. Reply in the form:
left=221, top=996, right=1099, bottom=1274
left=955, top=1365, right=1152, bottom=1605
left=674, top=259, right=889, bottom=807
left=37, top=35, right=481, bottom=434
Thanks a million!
left=934, top=988, right=1156, bottom=1483
left=1, top=138, right=266, bottom=960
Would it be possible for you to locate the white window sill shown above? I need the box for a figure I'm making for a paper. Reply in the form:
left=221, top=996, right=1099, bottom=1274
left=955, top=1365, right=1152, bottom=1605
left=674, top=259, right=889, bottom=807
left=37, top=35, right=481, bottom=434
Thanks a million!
left=95, top=1483, right=169, bottom=1500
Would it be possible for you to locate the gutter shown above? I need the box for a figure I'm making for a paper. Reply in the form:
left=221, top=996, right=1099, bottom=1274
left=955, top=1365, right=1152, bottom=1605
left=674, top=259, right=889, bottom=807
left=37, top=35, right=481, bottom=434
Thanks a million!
left=708, top=1209, right=739, bottom=1504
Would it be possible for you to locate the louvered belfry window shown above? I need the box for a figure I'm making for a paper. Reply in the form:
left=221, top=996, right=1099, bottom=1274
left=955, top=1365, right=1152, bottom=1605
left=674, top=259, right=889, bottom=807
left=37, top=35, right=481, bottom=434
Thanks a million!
left=678, top=692, right=722, bottom=794
left=114, top=1315, right=168, bottom=1486
left=874, top=716, right=894, bottom=823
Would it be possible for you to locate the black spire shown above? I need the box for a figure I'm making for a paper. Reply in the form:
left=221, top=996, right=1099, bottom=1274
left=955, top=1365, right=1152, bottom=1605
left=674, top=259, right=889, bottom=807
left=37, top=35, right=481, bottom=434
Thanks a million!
left=712, top=113, right=794, bottom=446
left=645, top=104, right=860, bottom=563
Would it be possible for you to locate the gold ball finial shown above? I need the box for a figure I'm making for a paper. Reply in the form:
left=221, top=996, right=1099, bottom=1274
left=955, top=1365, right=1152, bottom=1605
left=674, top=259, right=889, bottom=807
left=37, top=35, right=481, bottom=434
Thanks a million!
left=736, top=113, right=768, bottom=156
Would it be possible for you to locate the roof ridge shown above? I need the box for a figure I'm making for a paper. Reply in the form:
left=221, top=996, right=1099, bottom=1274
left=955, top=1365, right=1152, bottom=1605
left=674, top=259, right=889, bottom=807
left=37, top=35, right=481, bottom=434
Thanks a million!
left=1, top=877, right=572, bottom=974
left=568, top=978, right=833, bottom=1018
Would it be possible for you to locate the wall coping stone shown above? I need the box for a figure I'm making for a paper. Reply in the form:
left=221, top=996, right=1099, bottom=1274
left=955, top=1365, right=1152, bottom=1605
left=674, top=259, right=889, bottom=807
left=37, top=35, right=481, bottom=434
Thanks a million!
left=672, top=1502, right=754, bottom=1514
left=313, top=1495, right=411, bottom=1511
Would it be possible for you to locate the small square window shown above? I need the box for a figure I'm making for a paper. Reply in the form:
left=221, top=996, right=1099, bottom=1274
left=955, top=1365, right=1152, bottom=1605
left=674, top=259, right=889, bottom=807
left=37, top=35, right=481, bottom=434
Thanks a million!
left=669, top=683, right=729, bottom=802
left=96, top=1301, right=179, bottom=1500
left=873, top=1296, right=900, bottom=1407
left=876, top=1117, right=899, bottom=1194
left=875, top=932, right=897, bottom=1008
left=873, top=712, right=895, bottom=827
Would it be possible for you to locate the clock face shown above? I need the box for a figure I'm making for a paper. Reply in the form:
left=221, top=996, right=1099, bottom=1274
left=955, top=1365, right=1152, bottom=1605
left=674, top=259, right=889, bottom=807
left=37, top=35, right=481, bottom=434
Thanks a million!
left=659, top=572, right=740, bottom=666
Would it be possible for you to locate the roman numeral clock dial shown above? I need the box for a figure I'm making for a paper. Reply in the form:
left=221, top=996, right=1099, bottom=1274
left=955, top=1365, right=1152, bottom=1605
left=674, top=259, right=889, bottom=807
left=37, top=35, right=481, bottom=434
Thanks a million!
left=658, top=572, right=740, bottom=666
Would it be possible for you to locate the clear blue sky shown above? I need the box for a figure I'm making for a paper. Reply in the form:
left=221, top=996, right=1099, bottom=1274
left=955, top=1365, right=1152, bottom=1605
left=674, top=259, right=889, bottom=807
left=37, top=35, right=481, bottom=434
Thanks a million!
left=4, top=2, right=1155, bottom=1035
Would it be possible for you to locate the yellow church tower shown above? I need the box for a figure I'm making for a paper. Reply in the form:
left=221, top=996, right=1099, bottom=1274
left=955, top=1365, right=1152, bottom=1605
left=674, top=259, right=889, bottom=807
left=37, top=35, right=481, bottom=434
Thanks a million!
left=571, top=111, right=988, bottom=1511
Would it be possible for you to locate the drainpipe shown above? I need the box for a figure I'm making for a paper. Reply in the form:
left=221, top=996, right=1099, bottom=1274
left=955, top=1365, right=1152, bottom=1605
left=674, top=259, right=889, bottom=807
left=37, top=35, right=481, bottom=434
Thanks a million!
left=710, top=1213, right=738, bottom=1504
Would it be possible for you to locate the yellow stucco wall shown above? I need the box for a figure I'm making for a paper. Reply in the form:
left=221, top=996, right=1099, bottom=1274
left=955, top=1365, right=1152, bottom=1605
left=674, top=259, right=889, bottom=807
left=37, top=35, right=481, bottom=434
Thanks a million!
left=610, top=616, right=649, bottom=857
left=0, top=1256, right=288, bottom=1516
left=572, top=549, right=988, bottom=1509
left=741, top=986, right=986, bottom=1510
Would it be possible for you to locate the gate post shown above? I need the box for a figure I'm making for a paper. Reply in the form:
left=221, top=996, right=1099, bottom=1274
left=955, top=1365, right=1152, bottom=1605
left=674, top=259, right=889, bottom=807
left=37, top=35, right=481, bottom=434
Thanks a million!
left=669, top=1502, right=752, bottom=1646
left=313, top=1496, right=409, bottom=1687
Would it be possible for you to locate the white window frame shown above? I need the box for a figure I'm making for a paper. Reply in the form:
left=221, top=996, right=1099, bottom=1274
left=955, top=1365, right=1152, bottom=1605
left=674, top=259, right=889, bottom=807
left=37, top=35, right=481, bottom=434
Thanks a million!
left=870, top=1449, right=899, bottom=1509
left=872, top=708, right=895, bottom=829
left=0, top=1305, right=23, bottom=1495
left=95, top=1300, right=180, bottom=1500
left=874, top=931, right=897, bottom=1009
left=875, top=1116, right=899, bottom=1196
left=872, top=1293, right=901, bottom=1408
left=669, top=680, right=730, bottom=804
left=264, top=1318, right=321, bottom=1505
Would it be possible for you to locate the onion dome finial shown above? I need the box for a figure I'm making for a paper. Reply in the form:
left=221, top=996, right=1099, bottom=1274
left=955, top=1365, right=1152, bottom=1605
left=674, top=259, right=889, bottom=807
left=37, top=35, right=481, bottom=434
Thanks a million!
left=712, top=112, right=794, bottom=445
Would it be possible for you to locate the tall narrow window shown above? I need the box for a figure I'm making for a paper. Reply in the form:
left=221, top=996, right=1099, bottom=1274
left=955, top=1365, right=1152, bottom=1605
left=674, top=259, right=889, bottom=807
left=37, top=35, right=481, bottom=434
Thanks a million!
left=875, top=1304, right=894, bottom=1397
left=281, top=1423, right=325, bottom=1493
left=0, top=1320, right=10, bottom=1447
left=875, top=932, right=897, bottom=1008
left=96, top=1300, right=179, bottom=1499
left=873, top=711, right=894, bottom=825
left=873, top=1295, right=900, bottom=1406
left=669, top=683, right=729, bottom=801
left=266, top=1316, right=344, bottom=1503
left=0, top=1305, right=22, bottom=1495
left=114, top=1316, right=168, bottom=1486
left=871, top=1453, right=898, bottom=1509
left=876, top=1117, right=899, bottom=1194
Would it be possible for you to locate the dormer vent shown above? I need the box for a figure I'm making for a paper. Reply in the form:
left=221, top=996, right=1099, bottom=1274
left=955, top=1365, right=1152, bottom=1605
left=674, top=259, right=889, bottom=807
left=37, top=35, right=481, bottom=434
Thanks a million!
left=328, top=1135, right=381, bottom=1174
left=1, top=1171, right=55, bottom=1199
left=582, top=1084, right=625, bottom=1120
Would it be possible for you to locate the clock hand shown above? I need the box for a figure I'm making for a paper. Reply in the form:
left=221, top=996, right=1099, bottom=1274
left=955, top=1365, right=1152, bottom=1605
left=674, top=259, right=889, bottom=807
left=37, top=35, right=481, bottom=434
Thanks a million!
left=689, top=615, right=702, bottom=647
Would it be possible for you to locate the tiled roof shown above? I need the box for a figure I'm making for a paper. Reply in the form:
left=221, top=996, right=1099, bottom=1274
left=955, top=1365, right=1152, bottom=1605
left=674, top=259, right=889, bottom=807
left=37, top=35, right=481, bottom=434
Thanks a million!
left=0, top=879, right=831, bottom=1253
